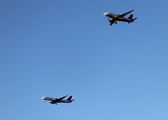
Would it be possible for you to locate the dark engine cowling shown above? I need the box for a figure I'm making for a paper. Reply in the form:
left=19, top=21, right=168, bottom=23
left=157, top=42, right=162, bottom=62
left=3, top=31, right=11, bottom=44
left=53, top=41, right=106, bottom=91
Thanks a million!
left=50, top=101, right=55, bottom=104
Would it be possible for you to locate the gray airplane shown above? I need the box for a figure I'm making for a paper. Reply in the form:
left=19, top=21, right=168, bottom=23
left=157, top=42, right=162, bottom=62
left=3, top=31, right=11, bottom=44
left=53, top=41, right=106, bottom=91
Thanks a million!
left=41, top=95, right=74, bottom=105
left=103, top=10, right=137, bottom=25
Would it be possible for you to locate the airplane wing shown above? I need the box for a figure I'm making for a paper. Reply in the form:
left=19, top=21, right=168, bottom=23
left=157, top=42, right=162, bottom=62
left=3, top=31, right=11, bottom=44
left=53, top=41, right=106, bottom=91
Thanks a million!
left=57, top=95, right=67, bottom=101
left=119, top=10, right=134, bottom=18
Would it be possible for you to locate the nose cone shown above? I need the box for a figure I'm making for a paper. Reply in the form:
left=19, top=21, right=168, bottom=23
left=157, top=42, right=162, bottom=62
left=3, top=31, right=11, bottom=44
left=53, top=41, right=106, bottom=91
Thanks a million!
left=41, top=96, right=46, bottom=100
left=103, top=12, right=109, bottom=16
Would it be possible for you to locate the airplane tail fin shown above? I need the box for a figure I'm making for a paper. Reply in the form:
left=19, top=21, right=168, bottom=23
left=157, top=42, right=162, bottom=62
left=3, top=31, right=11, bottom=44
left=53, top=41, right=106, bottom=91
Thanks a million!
left=128, top=14, right=133, bottom=20
left=128, top=14, right=137, bottom=23
left=67, top=96, right=74, bottom=102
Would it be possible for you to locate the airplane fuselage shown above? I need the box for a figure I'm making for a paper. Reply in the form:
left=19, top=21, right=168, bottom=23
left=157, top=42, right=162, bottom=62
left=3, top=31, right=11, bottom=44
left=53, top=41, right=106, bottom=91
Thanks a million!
left=60, top=100, right=71, bottom=103
left=103, top=10, right=137, bottom=25
left=103, top=12, right=132, bottom=22
left=42, top=96, right=54, bottom=101
left=41, top=96, right=74, bottom=104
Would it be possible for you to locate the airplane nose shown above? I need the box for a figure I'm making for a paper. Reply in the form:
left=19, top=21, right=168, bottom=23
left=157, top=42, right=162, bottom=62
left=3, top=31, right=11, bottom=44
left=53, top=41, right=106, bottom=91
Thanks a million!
left=103, top=12, right=109, bottom=16
left=41, top=96, right=45, bottom=100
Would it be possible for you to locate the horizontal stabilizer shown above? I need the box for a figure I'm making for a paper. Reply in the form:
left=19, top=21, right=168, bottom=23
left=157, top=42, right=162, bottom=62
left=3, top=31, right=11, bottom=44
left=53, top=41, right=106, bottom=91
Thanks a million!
left=132, top=18, right=137, bottom=21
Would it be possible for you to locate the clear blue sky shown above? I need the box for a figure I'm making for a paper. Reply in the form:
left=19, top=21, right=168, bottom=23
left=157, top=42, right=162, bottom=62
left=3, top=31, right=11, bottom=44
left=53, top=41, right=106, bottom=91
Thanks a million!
left=0, top=0, right=168, bottom=120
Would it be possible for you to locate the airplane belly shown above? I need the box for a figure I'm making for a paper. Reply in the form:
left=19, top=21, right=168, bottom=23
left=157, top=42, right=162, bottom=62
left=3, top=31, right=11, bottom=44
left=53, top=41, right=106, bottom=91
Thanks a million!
left=60, top=100, right=69, bottom=103
left=118, top=18, right=129, bottom=22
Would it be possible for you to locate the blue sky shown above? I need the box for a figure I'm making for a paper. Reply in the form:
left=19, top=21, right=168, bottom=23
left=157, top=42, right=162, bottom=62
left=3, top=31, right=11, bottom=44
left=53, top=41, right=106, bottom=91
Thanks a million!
left=0, top=0, right=168, bottom=120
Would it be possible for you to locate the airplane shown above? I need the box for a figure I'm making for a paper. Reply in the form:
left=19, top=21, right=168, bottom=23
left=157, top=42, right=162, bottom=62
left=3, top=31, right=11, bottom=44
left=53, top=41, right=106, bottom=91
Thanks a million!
left=41, top=95, right=74, bottom=105
left=103, top=10, right=137, bottom=25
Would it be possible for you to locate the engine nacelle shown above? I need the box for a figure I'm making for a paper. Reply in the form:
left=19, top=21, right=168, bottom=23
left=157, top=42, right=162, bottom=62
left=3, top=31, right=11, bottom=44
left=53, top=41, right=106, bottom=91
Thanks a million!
left=50, top=101, right=55, bottom=104
left=108, top=19, right=112, bottom=22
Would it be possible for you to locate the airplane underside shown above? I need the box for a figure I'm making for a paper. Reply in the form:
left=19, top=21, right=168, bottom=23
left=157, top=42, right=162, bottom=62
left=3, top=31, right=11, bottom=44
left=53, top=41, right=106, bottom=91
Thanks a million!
left=108, top=18, right=133, bottom=25
left=50, top=101, right=58, bottom=105
left=108, top=19, right=117, bottom=25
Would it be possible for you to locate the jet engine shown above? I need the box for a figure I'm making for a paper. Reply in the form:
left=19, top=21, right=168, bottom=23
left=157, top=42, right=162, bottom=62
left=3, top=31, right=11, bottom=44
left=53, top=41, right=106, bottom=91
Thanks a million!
left=50, top=101, right=55, bottom=104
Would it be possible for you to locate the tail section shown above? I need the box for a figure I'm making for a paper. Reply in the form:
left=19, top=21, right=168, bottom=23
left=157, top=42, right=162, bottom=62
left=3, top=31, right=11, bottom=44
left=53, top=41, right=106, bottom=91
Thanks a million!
left=128, top=14, right=133, bottom=20
left=132, top=18, right=137, bottom=21
left=128, top=14, right=137, bottom=23
left=67, top=96, right=74, bottom=102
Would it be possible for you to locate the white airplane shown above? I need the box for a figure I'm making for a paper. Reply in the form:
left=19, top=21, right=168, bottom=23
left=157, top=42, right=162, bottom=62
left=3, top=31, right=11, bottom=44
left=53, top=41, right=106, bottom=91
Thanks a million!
left=41, top=95, right=74, bottom=105
left=103, top=10, right=137, bottom=25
